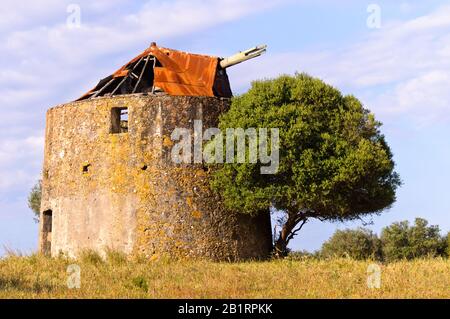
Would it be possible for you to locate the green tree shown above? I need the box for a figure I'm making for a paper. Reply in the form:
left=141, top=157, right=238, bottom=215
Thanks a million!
left=28, top=180, right=42, bottom=222
left=446, top=232, right=450, bottom=258
left=320, top=228, right=382, bottom=260
left=211, top=73, right=401, bottom=256
left=381, top=218, right=445, bottom=261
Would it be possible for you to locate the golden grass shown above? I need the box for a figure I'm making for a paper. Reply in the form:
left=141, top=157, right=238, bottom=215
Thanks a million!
left=0, top=253, right=449, bottom=299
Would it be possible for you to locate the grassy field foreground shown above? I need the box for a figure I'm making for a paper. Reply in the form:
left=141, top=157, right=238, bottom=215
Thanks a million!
left=0, top=253, right=449, bottom=298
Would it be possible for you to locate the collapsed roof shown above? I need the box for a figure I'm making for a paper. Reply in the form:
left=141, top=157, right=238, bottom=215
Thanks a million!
left=77, top=42, right=267, bottom=101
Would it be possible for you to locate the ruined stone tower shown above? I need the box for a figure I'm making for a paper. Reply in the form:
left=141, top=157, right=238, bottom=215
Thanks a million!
left=39, top=44, right=272, bottom=260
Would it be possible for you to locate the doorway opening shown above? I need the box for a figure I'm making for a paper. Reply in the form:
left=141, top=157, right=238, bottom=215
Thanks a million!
left=42, top=210, right=53, bottom=256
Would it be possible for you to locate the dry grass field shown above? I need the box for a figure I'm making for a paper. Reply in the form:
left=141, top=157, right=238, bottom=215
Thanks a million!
left=0, top=251, right=449, bottom=299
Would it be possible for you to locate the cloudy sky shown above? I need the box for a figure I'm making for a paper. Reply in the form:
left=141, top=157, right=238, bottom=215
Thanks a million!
left=1, top=0, right=450, bottom=255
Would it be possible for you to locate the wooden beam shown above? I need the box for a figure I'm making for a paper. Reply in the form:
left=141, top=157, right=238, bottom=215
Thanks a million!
left=132, top=55, right=153, bottom=94
left=92, top=78, right=116, bottom=98
left=110, top=77, right=128, bottom=96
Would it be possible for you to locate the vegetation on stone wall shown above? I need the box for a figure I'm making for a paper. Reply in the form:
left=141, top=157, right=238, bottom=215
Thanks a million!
left=212, top=73, right=401, bottom=256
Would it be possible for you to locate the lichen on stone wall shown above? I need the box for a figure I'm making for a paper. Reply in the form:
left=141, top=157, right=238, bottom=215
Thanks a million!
left=39, top=94, right=273, bottom=261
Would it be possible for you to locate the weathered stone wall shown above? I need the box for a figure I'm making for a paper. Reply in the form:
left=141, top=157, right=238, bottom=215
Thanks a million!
left=39, top=95, right=273, bottom=261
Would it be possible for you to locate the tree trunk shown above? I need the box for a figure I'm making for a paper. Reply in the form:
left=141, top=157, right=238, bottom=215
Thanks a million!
left=273, top=211, right=309, bottom=258
left=274, top=214, right=297, bottom=258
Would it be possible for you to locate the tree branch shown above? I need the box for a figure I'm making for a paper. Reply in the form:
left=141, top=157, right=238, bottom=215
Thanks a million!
left=286, top=218, right=307, bottom=244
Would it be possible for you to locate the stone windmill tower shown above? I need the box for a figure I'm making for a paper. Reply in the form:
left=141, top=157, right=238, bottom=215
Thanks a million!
left=38, top=43, right=272, bottom=260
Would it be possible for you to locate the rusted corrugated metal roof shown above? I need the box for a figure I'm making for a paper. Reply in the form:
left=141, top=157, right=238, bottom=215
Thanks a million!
left=78, top=42, right=232, bottom=100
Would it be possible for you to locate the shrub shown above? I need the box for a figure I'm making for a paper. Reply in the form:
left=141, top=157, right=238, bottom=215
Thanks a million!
left=27, top=180, right=42, bottom=222
left=131, top=276, right=148, bottom=292
left=381, top=218, right=445, bottom=261
left=105, top=249, right=127, bottom=265
left=320, top=228, right=382, bottom=260
left=446, top=232, right=450, bottom=258
left=79, top=250, right=104, bottom=265
left=286, top=250, right=316, bottom=260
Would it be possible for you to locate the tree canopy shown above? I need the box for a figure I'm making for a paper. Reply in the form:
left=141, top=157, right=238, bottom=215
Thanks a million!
left=447, top=232, right=450, bottom=257
left=320, top=228, right=382, bottom=260
left=28, top=180, right=41, bottom=223
left=381, top=218, right=446, bottom=261
left=211, top=73, right=401, bottom=256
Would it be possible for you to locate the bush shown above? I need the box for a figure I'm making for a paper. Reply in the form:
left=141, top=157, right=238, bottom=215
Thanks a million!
left=320, top=228, right=382, bottom=260
left=79, top=250, right=104, bottom=265
left=381, top=218, right=445, bottom=262
left=446, top=232, right=450, bottom=258
left=131, top=276, right=148, bottom=292
left=105, top=249, right=127, bottom=265
left=286, top=250, right=316, bottom=260
left=28, top=180, right=42, bottom=222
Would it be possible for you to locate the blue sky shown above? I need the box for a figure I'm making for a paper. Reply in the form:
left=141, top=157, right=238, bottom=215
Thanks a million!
left=1, top=0, right=450, bottom=255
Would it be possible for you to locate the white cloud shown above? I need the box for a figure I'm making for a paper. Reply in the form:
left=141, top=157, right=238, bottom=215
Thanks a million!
left=228, top=5, right=450, bottom=126
left=0, top=135, right=44, bottom=191
left=0, top=0, right=283, bottom=195
left=0, top=1, right=62, bottom=31
left=1, top=0, right=283, bottom=104
left=0, top=1, right=129, bottom=32
left=373, top=70, right=450, bottom=126
left=0, top=135, right=44, bottom=166
left=4, top=0, right=281, bottom=61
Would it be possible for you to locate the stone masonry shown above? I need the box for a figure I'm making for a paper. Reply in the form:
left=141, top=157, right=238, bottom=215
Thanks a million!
left=39, top=95, right=273, bottom=261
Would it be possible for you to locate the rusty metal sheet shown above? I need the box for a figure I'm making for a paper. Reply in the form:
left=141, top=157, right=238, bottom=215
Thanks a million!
left=78, top=43, right=232, bottom=100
